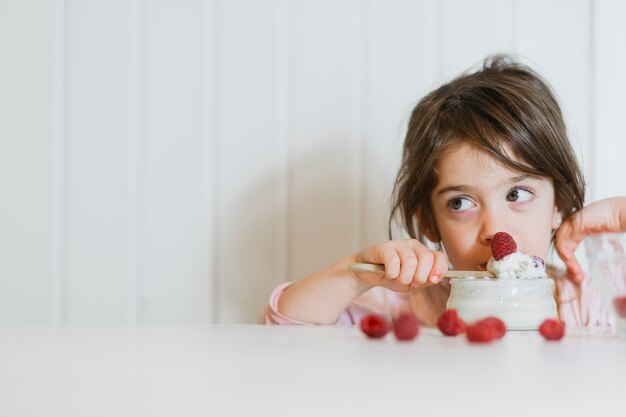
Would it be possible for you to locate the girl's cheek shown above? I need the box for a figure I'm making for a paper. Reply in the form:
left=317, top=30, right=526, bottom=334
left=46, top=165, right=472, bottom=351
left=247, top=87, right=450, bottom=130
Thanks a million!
left=445, top=210, right=478, bottom=225
left=440, top=225, right=473, bottom=252
left=445, top=246, right=475, bottom=269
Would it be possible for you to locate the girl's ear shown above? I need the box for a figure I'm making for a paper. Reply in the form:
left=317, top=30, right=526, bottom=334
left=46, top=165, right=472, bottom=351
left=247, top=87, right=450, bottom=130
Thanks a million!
left=415, top=207, right=440, bottom=243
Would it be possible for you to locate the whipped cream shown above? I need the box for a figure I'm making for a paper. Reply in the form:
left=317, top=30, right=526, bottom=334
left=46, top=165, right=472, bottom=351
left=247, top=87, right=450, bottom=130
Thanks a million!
left=487, top=252, right=547, bottom=280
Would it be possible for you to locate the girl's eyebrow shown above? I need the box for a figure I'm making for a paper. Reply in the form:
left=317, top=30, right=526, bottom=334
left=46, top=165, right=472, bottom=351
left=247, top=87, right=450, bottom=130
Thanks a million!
left=435, top=174, right=538, bottom=196
left=436, top=184, right=474, bottom=196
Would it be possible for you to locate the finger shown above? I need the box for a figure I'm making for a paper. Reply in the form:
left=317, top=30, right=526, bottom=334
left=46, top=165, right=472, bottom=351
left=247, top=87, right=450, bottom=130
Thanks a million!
left=397, top=249, right=418, bottom=286
left=555, top=220, right=585, bottom=283
left=555, top=221, right=578, bottom=260
left=429, top=251, right=450, bottom=284
left=565, top=258, right=584, bottom=283
left=412, top=250, right=434, bottom=285
left=360, top=243, right=400, bottom=279
left=382, top=250, right=401, bottom=280
left=555, top=214, right=586, bottom=260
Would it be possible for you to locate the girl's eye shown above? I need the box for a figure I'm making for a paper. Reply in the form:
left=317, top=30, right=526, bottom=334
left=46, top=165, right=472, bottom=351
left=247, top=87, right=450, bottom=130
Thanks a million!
left=448, top=197, right=474, bottom=212
left=506, top=188, right=533, bottom=203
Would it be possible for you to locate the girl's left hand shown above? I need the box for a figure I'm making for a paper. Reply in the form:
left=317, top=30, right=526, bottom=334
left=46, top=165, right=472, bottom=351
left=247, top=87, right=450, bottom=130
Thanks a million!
left=555, top=196, right=626, bottom=282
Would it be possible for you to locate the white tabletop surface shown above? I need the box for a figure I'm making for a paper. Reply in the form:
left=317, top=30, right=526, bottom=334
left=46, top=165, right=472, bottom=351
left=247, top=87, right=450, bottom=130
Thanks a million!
left=0, top=324, right=623, bottom=417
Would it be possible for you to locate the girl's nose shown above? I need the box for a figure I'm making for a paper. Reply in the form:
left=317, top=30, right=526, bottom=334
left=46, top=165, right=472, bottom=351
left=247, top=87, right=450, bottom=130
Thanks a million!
left=478, top=210, right=507, bottom=244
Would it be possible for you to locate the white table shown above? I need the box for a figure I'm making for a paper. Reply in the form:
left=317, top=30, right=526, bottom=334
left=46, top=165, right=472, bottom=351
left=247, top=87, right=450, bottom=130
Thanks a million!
left=0, top=324, right=623, bottom=417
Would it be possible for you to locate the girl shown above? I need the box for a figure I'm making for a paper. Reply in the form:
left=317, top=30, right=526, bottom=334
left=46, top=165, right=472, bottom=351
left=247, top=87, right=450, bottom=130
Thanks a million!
left=261, top=55, right=626, bottom=328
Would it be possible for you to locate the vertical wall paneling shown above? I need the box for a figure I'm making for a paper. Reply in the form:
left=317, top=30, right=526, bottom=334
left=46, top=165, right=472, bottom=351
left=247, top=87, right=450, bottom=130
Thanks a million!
left=126, top=0, right=142, bottom=324
left=142, top=0, right=208, bottom=323
left=51, top=0, right=68, bottom=323
left=66, top=0, right=132, bottom=322
left=364, top=0, right=439, bottom=245
left=0, top=0, right=56, bottom=321
left=515, top=0, right=591, bottom=271
left=217, top=0, right=284, bottom=323
left=203, top=0, right=218, bottom=323
left=515, top=0, right=592, bottom=199
left=289, top=0, right=362, bottom=282
left=350, top=0, right=364, bottom=254
left=275, top=0, right=290, bottom=302
left=3, top=0, right=626, bottom=324
left=592, top=0, right=626, bottom=201
left=440, top=0, right=514, bottom=82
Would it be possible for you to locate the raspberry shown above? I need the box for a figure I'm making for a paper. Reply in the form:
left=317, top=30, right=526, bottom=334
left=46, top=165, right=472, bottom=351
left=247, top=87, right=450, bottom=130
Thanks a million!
left=479, top=317, right=506, bottom=339
left=531, top=255, right=545, bottom=268
left=466, top=320, right=497, bottom=343
left=359, top=314, right=389, bottom=338
left=539, top=319, right=565, bottom=341
left=437, top=309, right=467, bottom=336
left=466, top=317, right=506, bottom=343
left=491, top=232, right=517, bottom=260
left=393, top=313, right=419, bottom=341
left=613, top=296, right=626, bottom=318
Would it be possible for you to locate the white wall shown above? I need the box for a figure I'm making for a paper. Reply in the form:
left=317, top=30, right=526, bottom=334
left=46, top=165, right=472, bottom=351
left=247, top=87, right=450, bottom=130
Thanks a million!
left=1, top=0, right=625, bottom=324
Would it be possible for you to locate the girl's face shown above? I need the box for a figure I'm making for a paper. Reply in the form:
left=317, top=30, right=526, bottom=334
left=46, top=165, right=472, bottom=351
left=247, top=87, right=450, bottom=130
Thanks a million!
left=429, top=143, right=560, bottom=271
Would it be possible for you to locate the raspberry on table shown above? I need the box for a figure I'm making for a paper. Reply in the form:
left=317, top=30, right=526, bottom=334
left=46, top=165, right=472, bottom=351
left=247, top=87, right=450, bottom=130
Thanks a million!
left=466, top=317, right=507, bottom=343
left=478, top=317, right=506, bottom=339
left=466, top=320, right=497, bottom=343
left=437, top=309, right=467, bottom=336
left=613, top=296, right=626, bottom=318
left=491, top=232, right=517, bottom=260
left=539, top=318, right=565, bottom=341
left=393, top=313, right=420, bottom=341
left=359, top=314, right=389, bottom=338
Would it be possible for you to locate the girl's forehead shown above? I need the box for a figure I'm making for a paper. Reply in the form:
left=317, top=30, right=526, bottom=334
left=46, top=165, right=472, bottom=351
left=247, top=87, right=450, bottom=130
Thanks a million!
left=440, top=143, right=513, bottom=173
left=435, top=143, right=538, bottom=188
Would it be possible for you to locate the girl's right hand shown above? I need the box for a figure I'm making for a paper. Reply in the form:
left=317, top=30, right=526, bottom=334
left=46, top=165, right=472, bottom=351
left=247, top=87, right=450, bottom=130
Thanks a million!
left=352, top=239, right=449, bottom=292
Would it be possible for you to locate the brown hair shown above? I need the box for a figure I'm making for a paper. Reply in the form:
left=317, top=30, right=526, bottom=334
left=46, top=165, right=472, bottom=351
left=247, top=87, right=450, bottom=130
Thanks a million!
left=389, top=55, right=585, bottom=324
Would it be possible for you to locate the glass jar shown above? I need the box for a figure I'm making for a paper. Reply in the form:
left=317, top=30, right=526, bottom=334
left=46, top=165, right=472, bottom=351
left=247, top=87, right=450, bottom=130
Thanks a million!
left=585, top=233, right=626, bottom=336
left=447, top=278, right=557, bottom=330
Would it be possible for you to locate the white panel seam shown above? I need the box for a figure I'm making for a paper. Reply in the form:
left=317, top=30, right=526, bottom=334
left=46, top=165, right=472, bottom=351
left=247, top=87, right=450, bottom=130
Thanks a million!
left=51, top=0, right=69, bottom=324
left=588, top=0, right=596, bottom=203
left=275, top=0, right=289, bottom=287
left=358, top=0, right=369, bottom=250
left=511, top=0, right=518, bottom=53
left=436, top=0, right=444, bottom=81
left=211, top=0, right=221, bottom=323
left=127, top=0, right=142, bottom=324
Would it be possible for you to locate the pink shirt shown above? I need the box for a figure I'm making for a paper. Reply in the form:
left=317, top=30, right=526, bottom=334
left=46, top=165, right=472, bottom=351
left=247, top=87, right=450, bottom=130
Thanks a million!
left=261, top=271, right=610, bottom=327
